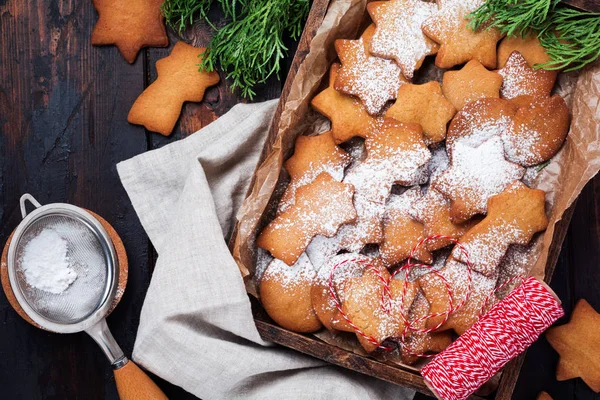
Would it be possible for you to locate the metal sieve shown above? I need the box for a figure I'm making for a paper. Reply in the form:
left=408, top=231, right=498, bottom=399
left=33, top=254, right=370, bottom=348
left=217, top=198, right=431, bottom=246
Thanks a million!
left=5, top=194, right=167, bottom=400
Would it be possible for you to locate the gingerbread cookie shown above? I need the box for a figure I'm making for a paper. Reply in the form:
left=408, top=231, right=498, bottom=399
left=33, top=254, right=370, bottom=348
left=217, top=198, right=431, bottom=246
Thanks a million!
left=367, top=0, right=439, bottom=79
left=311, top=64, right=378, bottom=143
left=335, top=25, right=406, bottom=115
left=399, top=290, right=453, bottom=365
left=497, top=34, right=550, bottom=69
left=452, top=181, right=548, bottom=276
left=498, top=51, right=558, bottom=99
left=433, top=137, right=525, bottom=223
left=128, top=42, right=220, bottom=136
left=442, top=60, right=503, bottom=111
left=91, top=0, right=168, bottom=63
left=312, top=254, right=386, bottom=332
left=380, top=188, right=431, bottom=267
left=502, top=95, right=570, bottom=166
left=257, top=173, right=357, bottom=266
left=418, top=256, right=498, bottom=334
left=546, top=299, right=600, bottom=392
left=445, top=98, right=517, bottom=157
left=421, top=0, right=503, bottom=69
left=260, top=254, right=322, bottom=332
left=340, top=270, right=417, bottom=352
left=339, top=120, right=431, bottom=250
left=411, top=188, right=476, bottom=252
left=279, top=131, right=351, bottom=213
left=386, top=82, right=456, bottom=144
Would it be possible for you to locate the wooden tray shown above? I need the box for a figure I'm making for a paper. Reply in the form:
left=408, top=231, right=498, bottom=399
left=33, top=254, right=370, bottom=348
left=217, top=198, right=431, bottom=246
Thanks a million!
left=233, top=0, right=584, bottom=397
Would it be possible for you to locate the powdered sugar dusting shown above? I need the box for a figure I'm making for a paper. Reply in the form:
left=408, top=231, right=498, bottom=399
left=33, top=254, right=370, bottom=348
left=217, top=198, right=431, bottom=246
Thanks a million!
left=262, top=253, right=316, bottom=291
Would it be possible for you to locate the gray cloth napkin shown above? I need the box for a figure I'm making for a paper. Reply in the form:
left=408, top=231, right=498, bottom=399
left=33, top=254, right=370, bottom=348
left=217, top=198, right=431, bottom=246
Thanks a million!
left=117, top=100, right=415, bottom=400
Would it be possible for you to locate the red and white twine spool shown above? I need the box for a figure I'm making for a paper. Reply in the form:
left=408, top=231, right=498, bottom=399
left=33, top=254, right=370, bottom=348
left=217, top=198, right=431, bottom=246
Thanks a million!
left=421, top=276, right=564, bottom=400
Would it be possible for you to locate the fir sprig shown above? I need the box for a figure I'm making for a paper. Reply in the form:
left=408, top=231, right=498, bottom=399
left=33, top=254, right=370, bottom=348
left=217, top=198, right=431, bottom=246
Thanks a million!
left=161, top=0, right=310, bottom=99
left=469, top=0, right=600, bottom=71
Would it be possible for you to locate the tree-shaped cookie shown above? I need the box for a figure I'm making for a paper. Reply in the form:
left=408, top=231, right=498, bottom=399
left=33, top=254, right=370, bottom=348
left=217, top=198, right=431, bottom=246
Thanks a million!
left=128, top=42, right=220, bottom=136
left=546, top=299, right=600, bottom=392
left=340, top=269, right=418, bottom=352
left=339, top=119, right=431, bottom=250
left=421, top=0, right=503, bottom=69
left=278, top=131, right=351, bottom=213
left=386, top=82, right=456, bottom=145
left=498, top=51, right=558, bottom=99
left=257, top=173, right=357, bottom=266
left=91, top=0, right=168, bottom=63
left=335, top=25, right=406, bottom=115
left=367, top=0, right=439, bottom=79
left=452, top=181, right=548, bottom=276
left=442, top=60, right=503, bottom=111
left=380, top=188, right=432, bottom=267
left=418, top=256, right=498, bottom=334
left=311, top=64, right=379, bottom=144
left=433, top=136, right=525, bottom=223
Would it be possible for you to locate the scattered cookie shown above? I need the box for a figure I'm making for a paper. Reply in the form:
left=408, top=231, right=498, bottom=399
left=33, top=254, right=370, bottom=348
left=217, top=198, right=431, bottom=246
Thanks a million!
left=452, top=181, right=548, bottom=276
left=421, top=0, right=503, bottom=69
left=339, top=120, right=431, bottom=250
left=367, top=0, right=439, bottom=79
left=387, top=82, right=456, bottom=144
left=498, top=51, right=558, bottom=100
left=411, top=188, right=476, bottom=252
left=399, top=290, right=453, bottom=364
left=335, top=25, right=407, bottom=115
left=340, top=269, right=417, bottom=352
left=257, top=173, right=357, bottom=266
left=380, top=188, right=431, bottom=267
left=311, top=64, right=378, bottom=143
left=445, top=98, right=517, bottom=157
left=278, top=131, right=352, bottom=213
left=312, top=254, right=387, bottom=332
left=91, top=0, right=168, bottom=63
left=128, top=42, right=220, bottom=136
left=260, top=254, right=322, bottom=332
left=442, top=60, right=503, bottom=111
left=433, top=136, right=525, bottom=223
left=497, top=33, right=550, bottom=69
left=502, top=95, right=570, bottom=167
left=419, top=256, right=498, bottom=334
left=546, top=299, right=600, bottom=392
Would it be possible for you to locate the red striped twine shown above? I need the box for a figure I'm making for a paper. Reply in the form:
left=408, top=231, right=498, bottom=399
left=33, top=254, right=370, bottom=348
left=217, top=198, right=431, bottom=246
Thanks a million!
left=421, top=276, right=564, bottom=400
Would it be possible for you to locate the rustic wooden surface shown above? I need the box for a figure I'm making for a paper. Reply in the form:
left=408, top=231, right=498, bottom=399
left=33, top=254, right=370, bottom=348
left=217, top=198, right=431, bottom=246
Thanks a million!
left=1, top=1, right=599, bottom=399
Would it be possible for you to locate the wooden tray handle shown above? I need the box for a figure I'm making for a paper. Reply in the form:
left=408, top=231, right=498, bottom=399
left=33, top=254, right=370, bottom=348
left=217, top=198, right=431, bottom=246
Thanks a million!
left=114, top=360, right=168, bottom=400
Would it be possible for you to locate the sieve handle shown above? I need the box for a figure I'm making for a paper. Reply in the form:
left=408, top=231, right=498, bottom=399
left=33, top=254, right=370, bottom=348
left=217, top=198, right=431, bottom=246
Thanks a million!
left=20, top=193, right=42, bottom=219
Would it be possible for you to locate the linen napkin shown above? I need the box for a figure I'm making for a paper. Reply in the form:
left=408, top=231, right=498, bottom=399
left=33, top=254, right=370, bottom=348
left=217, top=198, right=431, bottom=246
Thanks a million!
left=117, top=100, right=415, bottom=400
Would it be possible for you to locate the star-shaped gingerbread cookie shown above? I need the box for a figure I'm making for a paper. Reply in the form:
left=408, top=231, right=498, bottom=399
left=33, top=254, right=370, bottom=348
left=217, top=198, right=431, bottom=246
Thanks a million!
left=380, top=188, right=431, bottom=267
left=335, top=25, right=407, bottom=115
left=452, top=181, right=548, bottom=276
left=418, top=256, right=498, bottom=334
left=340, top=270, right=418, bottom=352
left=432, top=136, right=525, bottom=223
left=368, top=0, right=439, bottom=79
left=498, top=51, right=558, bottom=99
left=278, top=131, right=351, bottom=213
left=257, top=173, right=357, bottom=266
left=387, top=82, right=456, bottom=144
left=311, top=64, right=379, bottom=144
left=128, top=42, right=220, bottom=135
left=546, top=299, right=600, bottom=392
left=442, top=60, right=503, bottom=111
left=91, top=0, right=168, bottom=63
left=421, top=0, right=503, bottom=69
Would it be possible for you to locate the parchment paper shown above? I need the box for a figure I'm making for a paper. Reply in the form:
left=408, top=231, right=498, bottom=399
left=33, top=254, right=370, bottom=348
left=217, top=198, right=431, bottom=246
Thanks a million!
left=232, top=0, right=600, bottom=369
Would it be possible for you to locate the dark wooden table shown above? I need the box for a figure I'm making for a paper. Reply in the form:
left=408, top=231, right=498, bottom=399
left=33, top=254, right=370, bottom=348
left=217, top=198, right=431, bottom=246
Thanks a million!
left=1, top=1, right=599, bottom=399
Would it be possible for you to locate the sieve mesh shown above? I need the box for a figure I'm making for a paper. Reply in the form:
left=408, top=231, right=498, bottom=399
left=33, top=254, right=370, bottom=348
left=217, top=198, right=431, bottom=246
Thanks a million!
left=13, top=213, right=110, bottom=324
